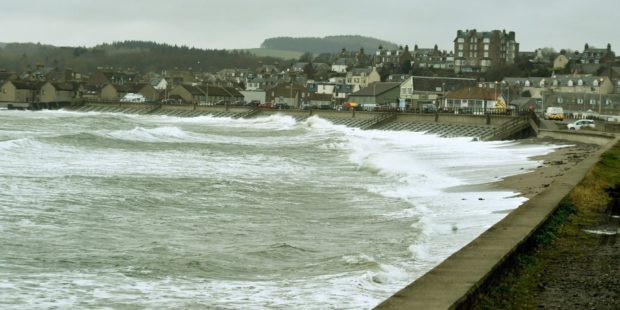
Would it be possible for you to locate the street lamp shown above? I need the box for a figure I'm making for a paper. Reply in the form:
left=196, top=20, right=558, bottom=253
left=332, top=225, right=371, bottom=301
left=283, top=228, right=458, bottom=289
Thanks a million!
left=598, top=78, right=603, bottom=115
left=441, top=82, right=445, bottom=110
left=493, top=81, right=498, bottom=113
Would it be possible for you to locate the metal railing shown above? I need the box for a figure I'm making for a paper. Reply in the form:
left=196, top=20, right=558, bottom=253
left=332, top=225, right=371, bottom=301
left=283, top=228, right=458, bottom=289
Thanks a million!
left=480, top=115, right=531, bottom=141
left=361, top=111, right=399, bottom=130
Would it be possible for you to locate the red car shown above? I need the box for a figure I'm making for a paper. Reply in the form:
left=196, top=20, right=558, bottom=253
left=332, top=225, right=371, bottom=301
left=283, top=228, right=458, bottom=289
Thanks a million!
left=260, top=102, right=272, bottom=108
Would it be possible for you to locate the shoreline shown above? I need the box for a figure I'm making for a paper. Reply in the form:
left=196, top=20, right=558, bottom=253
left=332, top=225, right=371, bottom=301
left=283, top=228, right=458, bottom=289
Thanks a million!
left=443, top=136, right=600, bottom=199
left=490, top=137, right=600, bottom=199
left=375, top=135, right=612, bottom=309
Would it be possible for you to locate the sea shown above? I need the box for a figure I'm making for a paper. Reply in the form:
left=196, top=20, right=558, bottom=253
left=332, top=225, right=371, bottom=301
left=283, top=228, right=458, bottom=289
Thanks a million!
left=0, top=109, right=560, bottom=309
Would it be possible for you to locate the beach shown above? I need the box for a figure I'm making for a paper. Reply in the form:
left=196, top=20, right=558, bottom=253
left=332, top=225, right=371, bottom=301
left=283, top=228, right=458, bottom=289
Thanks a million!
left=493, top=137, right=601, bottom=199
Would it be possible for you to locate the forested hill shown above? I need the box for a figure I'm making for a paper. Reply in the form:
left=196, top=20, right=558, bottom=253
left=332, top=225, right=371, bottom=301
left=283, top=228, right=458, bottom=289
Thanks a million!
left=260, top=35, right=399, bottom=54
left=0, top=41, right=284, bottom=73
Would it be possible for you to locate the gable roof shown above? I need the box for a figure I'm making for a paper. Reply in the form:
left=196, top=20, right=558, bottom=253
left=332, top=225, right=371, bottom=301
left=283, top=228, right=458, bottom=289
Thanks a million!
left=10, top=80, right=39, bottom=90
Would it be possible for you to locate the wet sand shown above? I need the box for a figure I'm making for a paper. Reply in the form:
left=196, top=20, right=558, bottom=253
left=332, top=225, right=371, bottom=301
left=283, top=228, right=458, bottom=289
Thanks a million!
left=491, top=137, right=600, bottom=198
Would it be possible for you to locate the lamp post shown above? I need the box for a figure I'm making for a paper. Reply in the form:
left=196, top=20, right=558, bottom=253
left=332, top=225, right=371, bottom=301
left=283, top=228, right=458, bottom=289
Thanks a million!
left=493, top=81, right=498, bottom=113
left=541, top=90, right=544, bottom=117
left=598, top=78, right=603, bottom=115
left=441, top=82, right=445, bottom=110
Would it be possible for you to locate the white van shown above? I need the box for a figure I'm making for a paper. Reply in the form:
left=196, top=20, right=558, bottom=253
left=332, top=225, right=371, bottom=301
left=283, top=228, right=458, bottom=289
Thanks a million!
left=544, top=107, right=564, bottom=121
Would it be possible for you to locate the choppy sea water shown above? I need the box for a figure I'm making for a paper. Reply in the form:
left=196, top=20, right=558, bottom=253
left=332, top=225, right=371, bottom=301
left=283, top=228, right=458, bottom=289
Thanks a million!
left=0, top=110, right=559, bottom=309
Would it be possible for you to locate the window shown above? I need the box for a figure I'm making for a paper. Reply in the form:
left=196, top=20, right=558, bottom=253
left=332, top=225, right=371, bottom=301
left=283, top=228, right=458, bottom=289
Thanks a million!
left=606, top=99, right=612, bottom=105
left=593, top=79, right=599, bottom=87
left=458, top=44, right=463, bottom=50
left=577, top=79, right=583, bottom=86
left=458, top=52, right=463, bottom=57
left=590, top=99, right=596, bottom=105
left=483, top=52, right=489, bottom=58
left=567, top=80, right=573, bottom=87
left=557, top=97, right=563, bottom=103
left=577, top=98, right=584, bottom=104
left=458, top=38, right=464, bottom=43
left=484, top=44, right=489, bottom=50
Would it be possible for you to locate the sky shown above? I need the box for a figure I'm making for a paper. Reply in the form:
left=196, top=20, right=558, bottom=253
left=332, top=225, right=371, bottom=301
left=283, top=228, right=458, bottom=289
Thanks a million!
left=2, top=0, right=619, bottom=52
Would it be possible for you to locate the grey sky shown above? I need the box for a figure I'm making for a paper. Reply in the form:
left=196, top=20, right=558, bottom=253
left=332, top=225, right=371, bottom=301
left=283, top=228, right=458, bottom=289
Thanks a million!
left=2, top=0, right=619, bottom=52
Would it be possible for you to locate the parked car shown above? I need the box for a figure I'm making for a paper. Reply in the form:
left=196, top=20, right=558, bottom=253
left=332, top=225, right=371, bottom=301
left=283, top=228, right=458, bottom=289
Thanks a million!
left=259, top=102, right=272, bottom=108
left=274, top=103, right=290, bottom=109
left=233, top=100, right=247, bottom=106
left=567, top=119, right=595, bottom=130
left=120, top=93, right=146, bottom=103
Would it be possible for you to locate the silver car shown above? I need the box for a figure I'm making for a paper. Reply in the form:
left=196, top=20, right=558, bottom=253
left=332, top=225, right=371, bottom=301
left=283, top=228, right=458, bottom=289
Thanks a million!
left=567, top=119, right=595, bottom=130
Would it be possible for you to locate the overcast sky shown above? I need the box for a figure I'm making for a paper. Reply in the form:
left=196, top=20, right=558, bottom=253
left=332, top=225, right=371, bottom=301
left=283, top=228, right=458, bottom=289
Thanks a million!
left=2, top=0, right=619, bottom=52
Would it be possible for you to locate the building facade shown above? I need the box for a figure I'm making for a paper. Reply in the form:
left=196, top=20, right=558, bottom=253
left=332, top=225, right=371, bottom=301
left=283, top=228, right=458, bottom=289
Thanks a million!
left=453, top=29, right=519, bottom=73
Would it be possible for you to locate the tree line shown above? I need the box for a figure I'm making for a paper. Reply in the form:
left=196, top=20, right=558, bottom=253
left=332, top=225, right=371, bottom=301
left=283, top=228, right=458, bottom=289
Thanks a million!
left=0, top=41, right=283, bottom=74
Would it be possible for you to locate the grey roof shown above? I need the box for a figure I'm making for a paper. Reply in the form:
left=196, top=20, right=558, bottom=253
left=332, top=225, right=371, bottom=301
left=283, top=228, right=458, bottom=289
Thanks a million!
left=349, top=67, right=373, bottom=76
left=503, top=75, right=606, bottom=87
left=349, top=82, right=401, bottom=97
left=333, top=58, right=348, bottom=65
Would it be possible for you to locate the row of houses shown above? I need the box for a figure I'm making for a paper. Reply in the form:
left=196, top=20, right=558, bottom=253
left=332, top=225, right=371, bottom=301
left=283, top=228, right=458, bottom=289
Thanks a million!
left=0, top=80, right=244, bottom=104
left=343, top=73, right=620, bottom=115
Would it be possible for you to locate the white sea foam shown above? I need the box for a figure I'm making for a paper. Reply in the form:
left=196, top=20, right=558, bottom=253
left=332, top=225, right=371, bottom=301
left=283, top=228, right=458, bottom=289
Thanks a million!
left=99, top=126, right=196, bottom=143
left=0, top=110, right=564, bottom=309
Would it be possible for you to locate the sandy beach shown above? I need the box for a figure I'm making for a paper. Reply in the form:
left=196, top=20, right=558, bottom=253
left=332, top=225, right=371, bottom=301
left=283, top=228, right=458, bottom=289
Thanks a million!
left=492, top=137, right=600, bottom=199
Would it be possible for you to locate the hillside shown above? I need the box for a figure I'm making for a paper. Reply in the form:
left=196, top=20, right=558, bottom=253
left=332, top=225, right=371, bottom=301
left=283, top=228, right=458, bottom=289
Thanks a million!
left=260, top=35, right=399, bottom=54
left=0, top=41, right=284, bottom=73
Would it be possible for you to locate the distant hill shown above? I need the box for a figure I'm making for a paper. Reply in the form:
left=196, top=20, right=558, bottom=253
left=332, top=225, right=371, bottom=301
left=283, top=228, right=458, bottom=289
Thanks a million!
left=260, top=35, right=399, bottom=54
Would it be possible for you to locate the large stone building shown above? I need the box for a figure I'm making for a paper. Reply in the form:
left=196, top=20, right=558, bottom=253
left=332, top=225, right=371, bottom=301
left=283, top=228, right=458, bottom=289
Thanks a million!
left=453, top=29, right=519, bottom=73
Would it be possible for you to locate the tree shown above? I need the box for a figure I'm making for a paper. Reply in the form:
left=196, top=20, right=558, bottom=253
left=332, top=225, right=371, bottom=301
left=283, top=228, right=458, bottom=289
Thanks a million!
left=313, top=53, right=332, bottom=64
left=303, top=62, right=316, bottom=79
left=299, top=52, right=313, bottom=63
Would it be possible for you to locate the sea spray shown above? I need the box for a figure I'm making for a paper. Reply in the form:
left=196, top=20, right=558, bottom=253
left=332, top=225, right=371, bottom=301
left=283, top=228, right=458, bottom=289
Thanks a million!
left=0, top=109, right=560, bottom=309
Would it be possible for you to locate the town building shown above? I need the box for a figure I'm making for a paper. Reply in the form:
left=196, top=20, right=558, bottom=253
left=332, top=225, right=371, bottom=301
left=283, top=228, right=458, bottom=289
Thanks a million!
left=265, top=82, right=308, bottom=108
left=39, top=82, right=75, bottom=103
left=444, top=86, right=502, bottom=112
left=453, top=29, right=519, bottom=73
left=88, top=68, right=139, bottom=87
left=348, top=82, right=401, bottom=106
left=0, top=80, right=38, bottom=102
left=399, top=76, right=477, bottom=110
left=412, top=45, right=454, bottom=70
left=543, top=92, right=620, bottom=116
left=503, top=75, right=614, bottom=99
left=579, top=43, right=615, bottom=65
left=345, top=67, right=380, bottom=92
